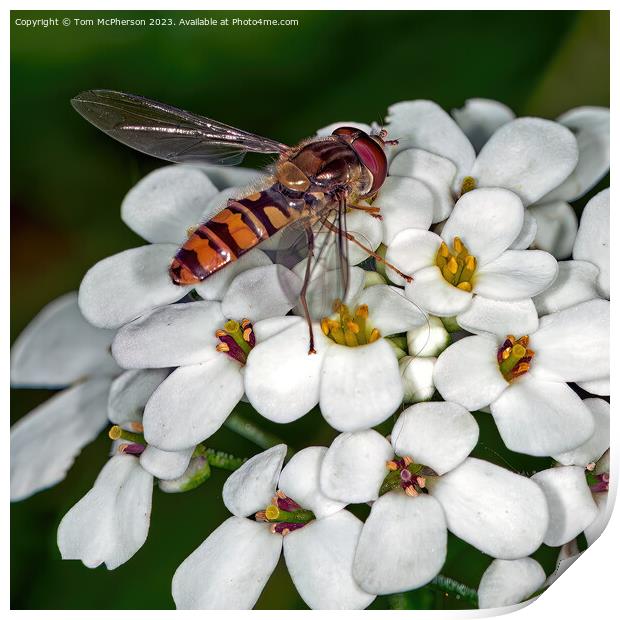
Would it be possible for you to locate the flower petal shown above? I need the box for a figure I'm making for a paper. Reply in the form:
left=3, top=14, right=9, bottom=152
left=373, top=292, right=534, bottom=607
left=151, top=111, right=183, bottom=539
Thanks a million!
left=457, top=296, right=539, bottom=340
left=451, top=98, right=515, bottom=153
left=172, top=517, right=281, bottom=609
left=529, top=200, right=578, bottom=260
left=10, top=292, right=117, bottom=387
left=320, top=430, right=393, bottom=503
left=585, top=492, right=610, bottom=546
left=57, top=454, right=153, bottom=569
left=490, top=376, right=594, bottom=457
left=244, top=318, right=329, bottom=423
left=283, top=511, right=375, bottom=609
left=357, top=284, right=428, bottom=336
left=543, top=106, right=610, bottom=202
left=531, top=466, right=598, bottom=547
left=430, top=457, right=548, bottom=558
left=121, top=165, right=218, bottom=244
left=193, top=250, right=272, bottom=301
left=11, top=378, right=111, bottom=502
left=143, top=356, right=243, bottom=450
left=529, top=299, right=609, bottom=382
left=553, top=398, right=609, bottom=467
left=221, top=264, right=301, bottom=322
left=278, top=447, right=345, bottom=519
left=434, top=335, right=507, bottom=411
left=79, top=244, right=188, bottom=328
left=391, top=402, right=478, bottom=475
left=441, top=188, right=524, bottom=266
left=386, top=100, right=475, bottom=186
left=112, top=301, right=224, bottom=368
left=509, top=210, right=538, bottom=250
left=139, top=445, right=193, bottom=480
left=475, top=250, right=558, bottom=300
left=198, top=164, right=268, bottom=190
left=372, top=176, right=434, bottom=244
left=384, top=229, right=442, bottom=286
left=389, top=148, right=457, bottom=223
left=572, top=188, right=610, bottom=298
left=353, top=493, right=447, bottom=594
left=471, top=118, right=578, bottom=206
left=576, top=377, right=610, bottom=396
left=405, top=265, right=473, bottom=317
left=478, top=558, right=545, bottom=609
left=222, top=444, right=287, bottom=517
left=533, top=260, right=600, bottom=315
left=320, top=339, right=403, bottom=432
left=107, top=369, right=169, bottom=425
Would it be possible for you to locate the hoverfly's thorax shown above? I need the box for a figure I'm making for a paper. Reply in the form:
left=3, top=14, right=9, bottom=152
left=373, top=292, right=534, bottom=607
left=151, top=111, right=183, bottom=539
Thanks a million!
left=282, top=138, right=368, bottom=195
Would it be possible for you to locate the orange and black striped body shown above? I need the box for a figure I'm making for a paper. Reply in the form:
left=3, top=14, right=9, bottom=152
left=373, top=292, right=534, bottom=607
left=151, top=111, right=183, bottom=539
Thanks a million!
left=169, top=185, right=307, bottom=285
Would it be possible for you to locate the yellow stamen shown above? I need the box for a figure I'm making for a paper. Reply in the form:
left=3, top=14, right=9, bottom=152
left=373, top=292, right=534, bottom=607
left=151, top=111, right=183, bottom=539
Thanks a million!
left=453, top=236, right=464, bottom=254
left=456, top=281, right=472, bottom=292
left=347, top=321, right=360, bottom=334
left=369, top=328, right=381, bottom=343
left=386, top=460, right=398, bottom=471
left=403, top=456, right=413, bottom=466
left=216, top=342, right=230, bottom=353
left=321, top=318, right=330, bottom=335
left=242, top=328, right=253, bottom=342
left=460, top=176, right=476, bottom=194
left=417, top=476, right=426, bottom=488
left=255, top=511, right=267, bottom=521
left=355, top=304, right=369, bottom=319
left=405, top=485, right=419, bottom=497
left=130, top=422, right=144, bottom=433
left=344, top=329, right=358, bottom=347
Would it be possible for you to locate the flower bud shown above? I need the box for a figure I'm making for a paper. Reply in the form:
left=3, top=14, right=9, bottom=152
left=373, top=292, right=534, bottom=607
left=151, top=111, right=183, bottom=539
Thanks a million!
left=407, top=315, right=450, bottom=357
left=399, top=356, right=436, bottom=403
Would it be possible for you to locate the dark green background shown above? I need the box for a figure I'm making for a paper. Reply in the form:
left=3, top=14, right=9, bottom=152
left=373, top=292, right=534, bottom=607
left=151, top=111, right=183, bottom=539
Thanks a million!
left=10, top=10, right=609, bottom=610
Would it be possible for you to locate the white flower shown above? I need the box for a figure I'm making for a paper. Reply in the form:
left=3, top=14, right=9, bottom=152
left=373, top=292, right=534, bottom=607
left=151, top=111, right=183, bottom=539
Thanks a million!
left=434, top=299, right=609, bottom=456
left=529, top=108, right=610, bottom=258
left=450, top=100, right=610, bottom=259
left=111, top=265, right=301, bottom=451
left=57, top=454, right=153, bottom=570
left=78, top=164, right=272, bottom=329
left=10, top=293, right=118, bottom=501
left=385, top=99, right=578, bottom=225
left=243, top=284, right=428, bottom=432
left=573, top=188, right=610, bottom=299
left=319, top=402, right=549, bottom=595
left=385, top=187, right=558, bottom=322
left=172, top=444, right=374, bottom=609
left=531, top=399, right=610, bottom=548
left=477, top=558, right=545, bottom=609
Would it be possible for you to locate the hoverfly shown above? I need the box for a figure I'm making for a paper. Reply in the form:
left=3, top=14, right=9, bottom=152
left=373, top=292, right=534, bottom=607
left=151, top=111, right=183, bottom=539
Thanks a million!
left=72, top=90, right=412, bottom=352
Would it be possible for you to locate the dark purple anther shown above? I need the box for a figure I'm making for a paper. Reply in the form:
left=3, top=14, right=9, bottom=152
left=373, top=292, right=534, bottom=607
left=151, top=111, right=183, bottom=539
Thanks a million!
left=277, top=495, right=302, bottom=512
left=273, top=522, right=306, bottom=534
left=122, top=443, right=146, bottom=455
left=590, top=472, right=609, bottom=493
left=218, top=334, right=247, bottom=365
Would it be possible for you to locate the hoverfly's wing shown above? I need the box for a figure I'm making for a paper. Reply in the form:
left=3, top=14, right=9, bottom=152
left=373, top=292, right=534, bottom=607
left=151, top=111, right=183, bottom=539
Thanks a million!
left=71, top=90, right=289, bottom=165
left=272, top=207, right=357, bottom=321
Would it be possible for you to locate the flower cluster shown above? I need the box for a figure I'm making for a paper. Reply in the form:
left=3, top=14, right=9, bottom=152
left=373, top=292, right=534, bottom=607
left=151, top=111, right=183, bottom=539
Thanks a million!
left=11, top=99, right=610, bottom=610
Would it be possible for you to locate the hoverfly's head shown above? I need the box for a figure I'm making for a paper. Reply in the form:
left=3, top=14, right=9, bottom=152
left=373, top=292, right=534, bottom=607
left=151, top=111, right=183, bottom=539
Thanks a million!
left=332, top=126, right=392, bottom=198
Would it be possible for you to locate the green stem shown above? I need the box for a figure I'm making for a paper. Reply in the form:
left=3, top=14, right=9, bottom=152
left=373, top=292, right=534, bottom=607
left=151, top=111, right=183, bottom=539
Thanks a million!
left=224, top=410, right=293, bottom=457
left=387, top=593, right=408, bottom=609
left=429, top=574, right=478, bottom=607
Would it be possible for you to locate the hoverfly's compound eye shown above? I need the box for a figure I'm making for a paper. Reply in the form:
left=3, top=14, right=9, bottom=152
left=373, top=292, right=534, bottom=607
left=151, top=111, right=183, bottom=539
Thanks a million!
left=333, top=127, right=389, bottom=198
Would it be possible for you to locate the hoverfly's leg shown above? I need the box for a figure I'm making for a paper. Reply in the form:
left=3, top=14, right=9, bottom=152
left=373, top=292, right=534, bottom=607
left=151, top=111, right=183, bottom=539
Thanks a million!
left=348, top=203, right=383, bottom=220
left=300, top=224, right=317, bottom=355
left=322, top=220, right=413, bottom=283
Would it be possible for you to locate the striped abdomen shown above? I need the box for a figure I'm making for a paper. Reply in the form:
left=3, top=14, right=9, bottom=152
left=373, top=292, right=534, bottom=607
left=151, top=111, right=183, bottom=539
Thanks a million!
left=169, top=185, right=305, bottom=285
